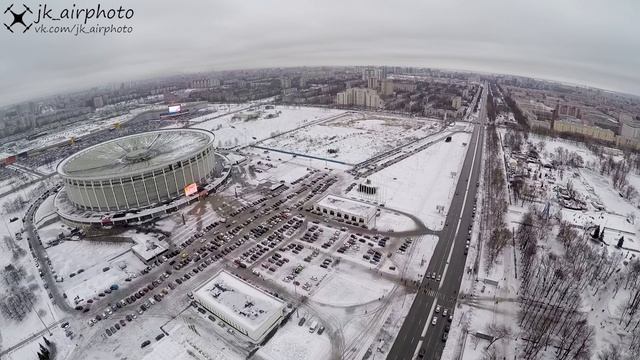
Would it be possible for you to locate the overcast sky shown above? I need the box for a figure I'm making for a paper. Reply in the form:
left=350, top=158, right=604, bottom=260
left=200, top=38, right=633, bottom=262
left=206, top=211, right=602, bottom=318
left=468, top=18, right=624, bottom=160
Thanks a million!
left=1, top=0, right=639, bottom=106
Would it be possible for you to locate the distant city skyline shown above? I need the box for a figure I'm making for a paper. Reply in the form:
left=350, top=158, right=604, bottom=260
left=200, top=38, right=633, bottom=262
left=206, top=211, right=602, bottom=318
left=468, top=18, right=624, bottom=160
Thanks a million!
left=1, top=0, right=639, bottom=106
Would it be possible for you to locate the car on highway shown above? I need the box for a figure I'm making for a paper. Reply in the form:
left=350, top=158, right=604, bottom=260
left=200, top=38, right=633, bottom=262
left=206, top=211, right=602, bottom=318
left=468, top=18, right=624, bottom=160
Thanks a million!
left=435, top=305, right=441, bottom=313
left=431, top=316, right=438, bottom=326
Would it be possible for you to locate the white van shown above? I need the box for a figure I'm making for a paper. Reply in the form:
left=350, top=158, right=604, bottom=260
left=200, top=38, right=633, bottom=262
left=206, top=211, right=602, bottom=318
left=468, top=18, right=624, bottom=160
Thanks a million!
left=308, top=320, right=318, bottom=333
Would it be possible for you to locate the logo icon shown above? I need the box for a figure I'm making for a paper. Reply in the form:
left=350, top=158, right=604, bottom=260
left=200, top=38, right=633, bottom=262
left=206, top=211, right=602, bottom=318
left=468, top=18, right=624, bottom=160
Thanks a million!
left=4, top=4, right=33, bottom=33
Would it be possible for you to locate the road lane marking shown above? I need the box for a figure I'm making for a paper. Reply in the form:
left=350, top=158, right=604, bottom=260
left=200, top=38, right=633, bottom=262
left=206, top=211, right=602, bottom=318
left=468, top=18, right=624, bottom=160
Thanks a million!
left=413, top=340, right=424, bottom=359
left=440, top=93, right=484, bottom=289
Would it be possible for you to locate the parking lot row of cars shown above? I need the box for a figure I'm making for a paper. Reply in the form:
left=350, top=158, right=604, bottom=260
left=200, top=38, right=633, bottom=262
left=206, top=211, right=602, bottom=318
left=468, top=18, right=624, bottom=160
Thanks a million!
left=236, top=215, right=304, bottom=270
left=91, top=171, right=335, bottom=339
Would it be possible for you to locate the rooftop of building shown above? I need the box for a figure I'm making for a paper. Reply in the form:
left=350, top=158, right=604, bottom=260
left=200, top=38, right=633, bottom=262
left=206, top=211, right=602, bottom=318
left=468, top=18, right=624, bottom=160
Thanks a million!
left=132, top=240, right=167, bottom=261
left=193, top=270, right=285, bottom=332
left=316, top=194, right=377, bottom=219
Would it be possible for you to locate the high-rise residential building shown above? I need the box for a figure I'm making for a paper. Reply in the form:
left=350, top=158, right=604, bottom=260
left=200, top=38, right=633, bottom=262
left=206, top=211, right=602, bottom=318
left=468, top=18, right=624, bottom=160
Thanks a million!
left=93, top=96, right=104, bottom=108
left=191, top=78, right=212, bottom=89
left=280, top=76, right=292, bottom=89
left=362, top=67, right=385, bottom=81
left=367, top=77, right=379, bottom=89
left=336, top=88, right=383, bottom=109
left=298, top=76, right=307, bottom=88
left=362, top=68, right=375, bottom=81
left=452, top=96, right=462, bottom=110
left=381, top=79, right=394, bottom=96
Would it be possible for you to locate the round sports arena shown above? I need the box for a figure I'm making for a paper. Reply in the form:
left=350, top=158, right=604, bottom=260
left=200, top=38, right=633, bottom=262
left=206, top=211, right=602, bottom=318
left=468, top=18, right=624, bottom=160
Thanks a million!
left=57, top=129, right=217, bottom=212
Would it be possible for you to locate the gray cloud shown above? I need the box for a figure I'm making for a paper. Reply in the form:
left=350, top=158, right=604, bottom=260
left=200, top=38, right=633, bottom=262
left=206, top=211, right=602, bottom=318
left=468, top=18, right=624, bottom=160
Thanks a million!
left=1, top=0, right=638, bottom=106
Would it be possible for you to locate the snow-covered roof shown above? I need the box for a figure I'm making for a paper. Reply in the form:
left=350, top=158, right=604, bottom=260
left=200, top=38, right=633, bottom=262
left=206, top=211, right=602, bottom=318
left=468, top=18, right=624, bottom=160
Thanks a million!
left=132, top=241, right=167, bottom=261
left=57, top=129, right=215, bottom=179
left=193, top=271, right=285, bottom=333
left=316, top=194, right=377, bottom=219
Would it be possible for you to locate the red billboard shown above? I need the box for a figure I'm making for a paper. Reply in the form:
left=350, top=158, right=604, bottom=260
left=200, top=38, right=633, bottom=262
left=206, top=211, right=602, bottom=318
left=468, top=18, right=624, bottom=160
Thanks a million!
left=184, top=183, right=198, bottom=196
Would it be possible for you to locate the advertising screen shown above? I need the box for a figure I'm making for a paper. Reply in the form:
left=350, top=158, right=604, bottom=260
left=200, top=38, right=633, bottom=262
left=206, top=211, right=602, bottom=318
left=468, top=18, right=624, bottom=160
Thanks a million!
left=184, top=183, right=198, bottom=196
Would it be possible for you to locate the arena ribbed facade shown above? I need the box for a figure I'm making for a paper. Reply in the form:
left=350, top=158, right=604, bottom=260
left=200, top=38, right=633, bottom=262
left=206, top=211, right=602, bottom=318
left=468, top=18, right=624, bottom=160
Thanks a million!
left=57, top=129, right=216, bottom=212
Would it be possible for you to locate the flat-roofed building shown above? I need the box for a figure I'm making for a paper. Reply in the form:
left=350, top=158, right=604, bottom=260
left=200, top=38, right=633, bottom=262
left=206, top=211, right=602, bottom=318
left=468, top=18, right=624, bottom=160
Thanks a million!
left=314, top=194, right=377, bottom=226
left=132, top=240, right=167, bottom=264
left=193, top=270, right=286, bottom=343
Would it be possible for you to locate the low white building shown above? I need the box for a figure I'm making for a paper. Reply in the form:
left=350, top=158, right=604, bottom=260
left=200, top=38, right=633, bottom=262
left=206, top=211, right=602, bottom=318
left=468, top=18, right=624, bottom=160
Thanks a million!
left=132, top=240, right=167, bottom=264
left=193, top=270, right=286, bottom=343
left=314, top=194, right=377, bottom=226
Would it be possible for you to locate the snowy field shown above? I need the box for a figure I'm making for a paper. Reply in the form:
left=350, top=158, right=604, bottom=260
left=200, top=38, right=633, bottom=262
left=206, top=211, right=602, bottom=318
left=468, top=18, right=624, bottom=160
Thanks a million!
left=373, top=208, right=419, bottom=232
left=361, top=132, right=471, bottom=231
left=261, top=113, right=441, bottom=164
left=44, top=236, right=146, bottom=305
left=0, top=167, right=38, bottom=194
left=256, top=318, right=332, bottom=360
left=0, top=181, right=68, bottom=357
left=191, top=105, right=345, bottom=149
left=242, top=147, right=353, bottom=173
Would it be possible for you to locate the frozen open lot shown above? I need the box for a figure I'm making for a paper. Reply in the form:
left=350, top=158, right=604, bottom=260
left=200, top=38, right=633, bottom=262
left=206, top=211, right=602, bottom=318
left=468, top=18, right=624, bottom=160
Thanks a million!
left=192, top=105, right=345, bottom=149
left=362, top=132, right=471, bottom=231
left=45, top=238, right=146, bottom=305
left=262, top=113, right=441, bottom=164
left=256, top=318, right=332, bottom=360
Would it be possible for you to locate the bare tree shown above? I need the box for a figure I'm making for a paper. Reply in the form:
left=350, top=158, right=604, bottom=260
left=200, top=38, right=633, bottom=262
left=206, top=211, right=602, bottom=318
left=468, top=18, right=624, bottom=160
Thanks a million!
left=485, top=323, right=512, bottom=350
left=597, top=344, right=623, bottom=360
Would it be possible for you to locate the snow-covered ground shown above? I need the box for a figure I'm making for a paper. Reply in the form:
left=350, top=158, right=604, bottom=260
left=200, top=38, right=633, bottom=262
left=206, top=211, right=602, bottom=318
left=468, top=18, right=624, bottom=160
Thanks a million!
left=256, top=317, right=332, bottom=360
left=1, top=102, right=473, bottom=359
left=443, top=131, right=640, bottom=360
left=0, top=181, right=69, bottom=357
left=45, top=237, right=146, bottom=305
left=361, top=132, right=471, bottom=231
left=373, top=209, right=418, bottom=232
left=261, top=113, right=441, bottom=164
left=191, top=105, right=345, bottom=149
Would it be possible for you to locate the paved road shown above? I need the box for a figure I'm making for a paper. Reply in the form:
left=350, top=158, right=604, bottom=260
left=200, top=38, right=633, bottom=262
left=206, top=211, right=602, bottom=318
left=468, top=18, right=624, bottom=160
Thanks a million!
left=22, top=186, right=74, bottom=313
left=387, top=84, right=488, bottom=360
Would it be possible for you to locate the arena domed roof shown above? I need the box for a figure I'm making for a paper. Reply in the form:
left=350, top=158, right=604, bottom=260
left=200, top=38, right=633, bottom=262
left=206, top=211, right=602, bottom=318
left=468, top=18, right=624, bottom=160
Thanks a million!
left=58, top=129, right=215, bottom=179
